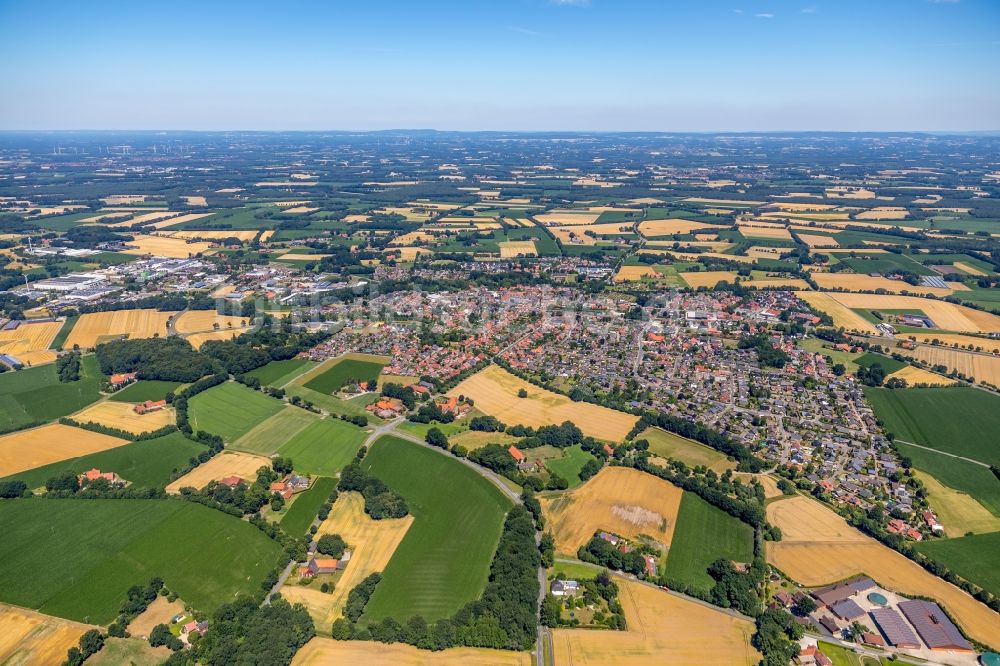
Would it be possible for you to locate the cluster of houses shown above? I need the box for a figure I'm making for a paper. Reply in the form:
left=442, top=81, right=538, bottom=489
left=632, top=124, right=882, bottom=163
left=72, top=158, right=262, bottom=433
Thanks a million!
left=77, top=468, right=127, bottom=487
left=596, top=531, right=658, bottom=577
left=134, top=399, right=167, bottom=415
left=269, top=474, right=310, bottom=500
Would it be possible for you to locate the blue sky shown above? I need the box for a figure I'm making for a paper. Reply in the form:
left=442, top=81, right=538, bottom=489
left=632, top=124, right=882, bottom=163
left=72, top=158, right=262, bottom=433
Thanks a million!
left=1, top=0, right=997, bottom=131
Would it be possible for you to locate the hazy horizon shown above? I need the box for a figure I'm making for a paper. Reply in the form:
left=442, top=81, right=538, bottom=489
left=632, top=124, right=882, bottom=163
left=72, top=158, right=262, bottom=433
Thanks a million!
left=2, top=0, right=998, bottom=132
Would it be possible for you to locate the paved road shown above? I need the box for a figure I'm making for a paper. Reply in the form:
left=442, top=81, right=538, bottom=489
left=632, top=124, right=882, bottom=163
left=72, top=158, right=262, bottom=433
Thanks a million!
left=264, top=559, right=296, bottom=606
left=894, top=438, right=991, bottom=468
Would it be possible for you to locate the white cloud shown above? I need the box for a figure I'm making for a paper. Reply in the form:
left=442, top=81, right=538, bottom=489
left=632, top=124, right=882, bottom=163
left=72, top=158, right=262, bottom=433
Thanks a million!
left=508, top=26, right=543, bottom=36
left=755, top=12, right=775, bottom=18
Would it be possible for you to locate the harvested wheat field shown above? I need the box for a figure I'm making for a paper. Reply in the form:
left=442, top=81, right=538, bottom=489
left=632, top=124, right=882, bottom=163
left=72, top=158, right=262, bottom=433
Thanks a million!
left=813, top=292, right=1000, bottom=333
left=811, top=273, right=958, bottom=297
left=182, top=195, right=207, bottom=206
left=855, top=207, right=908, bottom=220
left=826, top=187, right=875, bottom=200
left=638, top=218, right=715, bottom=236
left=897, top=345, right=1000, bottom=386
left=282, top=492, right=413, bottom=632
left=797, top=233, right=840, bottom=248
left=553, top=577, right=758, bottom=666
left=277, top=253, right=331, bottom=261
left=886, top=365, right=954, bottom=387
left=0, top=321, right=61, bottom=358
left=733, top=473, right=783, bottom=499
left=914, top=471, right=1000, bottom=536
left=0, top=604, right=94, bottom=666
left=292, top=638, right=531, bottom=666
left=9, top=350, right=57, bottom=366
left=127, top=596, right=185, bottom=639
left=165, top=451, right=270, bottom=493
left=391, top=247, right=433, bottom=261
left=680, top=271, right=738, bottom=288
left=282, top=206, right=318, bottom=214
left=122, top=234, right=214, bottom=258
left=185, top=330, right=242, bottom=349
left=72, top=401, right=175, bottom=435
left=173, top=310, right=250, bottom=335
left=613, top=265, right=659, bottom=282
left=766, top=495, right=1000, bottom=646
left=448, top=365, right=636, bottom=442
left=907, top=333, right=1000, bottom=352
left=683, top=197, right=764, bottom=206
left=535, top=211, right=601, bottom=226
left=498, top=240, right=537, bottom=258
left=769, top=202, right=838, bottom=212
left=541, top=467, right=683, bottom=556
left=63, top=309, right=173, bottom=349
left=106, top=211, right=182, bottom=227
left=143, top=213, right=215, bottom=230
left=736, top=223, right=792, bottom=240
left=749, top=277, right=811, bottom=289
left=794, top=292, right=876, bottom=333
left=165, top=229, right=258, bottom=241
left=671, top=251, right=756, bottom=264
left=0, top=424, right=129, bottom=477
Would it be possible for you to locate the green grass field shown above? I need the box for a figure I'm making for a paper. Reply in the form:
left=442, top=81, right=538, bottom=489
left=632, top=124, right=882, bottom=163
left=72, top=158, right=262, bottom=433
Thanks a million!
left=108, top=380, right=183, bottom=403
left=0, top=354, right=104, bottom=432
left=854, top=352, right=906, bottom=374
left=285, top=384, right=381, bottom=421
left=244, top=358, right=315, bottom=386
left=231, top=407, right=318, bottom=455
left=863, top=387, right=1000, bottom=466
left=916, top=532, right=1000, bottom=598
left=639, top=427, right=732, bottom=470
left=893, top=442, right=1000, bottom=516
left=361, top=436, right=512, bottom=622
left=0, top=499, right=282, bottom=624
left=838, top=253, right=935, bottom=276
left=798, top=338, right=861, bottom=374
left=188, top=382, right=284, bottom=441
left=817, top=641, right=889, bottom=666
left=544, top=444, right=596, bottom=488
left=279, top=477, right=337, bottom=535
left=51, top=316, right=78, bottom=350
left=664, top=492, right=755, bottom=592
left=303, top=358, right=385, bottom=395
left=276, top=418, right=367, bottom=476
left=2, top=431, right=204, bottom=490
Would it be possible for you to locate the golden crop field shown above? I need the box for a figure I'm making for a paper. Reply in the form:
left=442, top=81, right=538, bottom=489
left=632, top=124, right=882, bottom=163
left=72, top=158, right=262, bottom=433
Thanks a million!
left=165, top=229, right=258, bottom=241
left=683, top=197, right=764, bottom=206
left=765, top=495, right=1000, bottom=646
left=535, top=210, right=602, bottom=226
left=392, top=246, right=433, bottom=261
left=448, top=365, right=637, bottom=442
left=63, top=309, right=173, bottom=349
left=185, top=330, right=242, bottom=349
left=282, top=206, right=318, bottom=214
left=144, top=213, right=215, bottom=230
left=679, top=270, right=738, bottom=288
left=173, top=311, right=250, bottom=335
left=825, top=187, right=876, bottom=199
left=0, top=321, right=61, bottom=359
left=127, top=597, right=185, bottom=638
left=637, top=218, right=716, bottom=236
left=282, top=492, right=413, bottom=632
left=0, top=604, right=95, bottom=666
left=498, top=240, right=537, bottom=258
left=122, top=234, right=214, bottom=257
left=750, top=277, right=811, bottom=289
left=292, top=638, right=531, bottom=666
left=797, top=233, right=840, bottom=248
left=277, top=253, right=331, bottom=261
left=906, top=333, right=1000, bottom=352
left=733, top=472, right=783, bottom=499
left=72, top=401, right=175, bottom=435
left=812, top=292, right=1000, bottom=333
left=794, top=292, right=880, bottom=333
left=913, top=471, right=1000, bottom=536
left=165, top=451, right=270, bottom=493
left=106, top=211, right=183, bottom=227
left=612, top=265, right=659, bottom=283
left=761, top=211, right=851, bottom=221
left=896, top=345, right=1000, bottom=386
left=0, top=424, right=129, bottom=478
left=671, top=251, right=756, bottom=264
left=736, top=222, right=792, bottom=240
left=552, top=578, right=758, bottom=666
left=810, top=273, right=959, bottom=297
left=855, top=207, right=909, bottom=220
left=541, top=467, right=683, bottom=556
left=768, top=202, right=838, bottom=212
left=9, top=350, right=57, bottom=366
left=886, top=365, right=954, bottom=387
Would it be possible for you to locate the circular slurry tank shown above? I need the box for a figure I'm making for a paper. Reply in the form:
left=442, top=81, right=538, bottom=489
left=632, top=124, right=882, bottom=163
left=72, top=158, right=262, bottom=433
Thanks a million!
left=867, top=592, right=888, bottom=606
